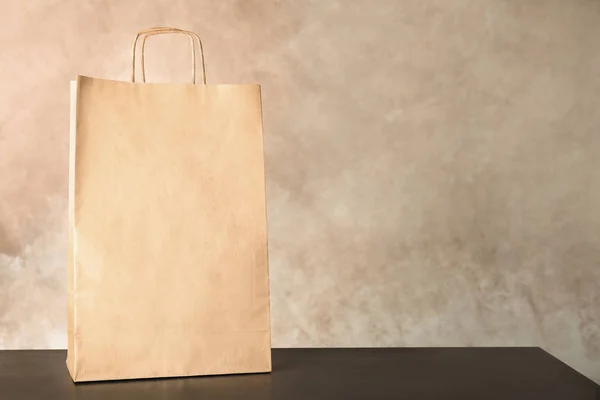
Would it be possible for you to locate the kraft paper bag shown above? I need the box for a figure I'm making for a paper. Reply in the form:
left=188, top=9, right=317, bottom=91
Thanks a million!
left=67, top=27, right=271, bottom=382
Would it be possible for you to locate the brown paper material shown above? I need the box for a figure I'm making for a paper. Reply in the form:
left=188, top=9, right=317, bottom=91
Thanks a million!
left=66, top=29, right=271, bottom=382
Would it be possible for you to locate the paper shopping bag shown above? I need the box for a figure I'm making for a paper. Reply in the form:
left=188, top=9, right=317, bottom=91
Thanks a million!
left=66, top=27, right=271, bottom=382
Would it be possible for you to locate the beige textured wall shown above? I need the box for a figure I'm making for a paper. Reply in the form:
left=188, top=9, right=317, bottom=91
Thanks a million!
left=1, top=0, right=599, bottom=382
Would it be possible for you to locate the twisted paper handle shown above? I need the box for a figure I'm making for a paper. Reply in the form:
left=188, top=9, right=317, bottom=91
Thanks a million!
left=131, top=27, right=206, bottom=84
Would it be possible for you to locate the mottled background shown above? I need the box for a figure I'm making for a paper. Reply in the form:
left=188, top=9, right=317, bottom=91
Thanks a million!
left=1, top=0, right=599, bottom=382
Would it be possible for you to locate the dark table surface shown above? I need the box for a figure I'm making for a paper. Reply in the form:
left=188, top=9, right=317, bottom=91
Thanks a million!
left=0, top=348, right=598, bottom=399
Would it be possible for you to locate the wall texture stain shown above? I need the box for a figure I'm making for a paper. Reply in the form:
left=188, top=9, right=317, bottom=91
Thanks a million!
left=1, top=0, right=599, bottom=382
